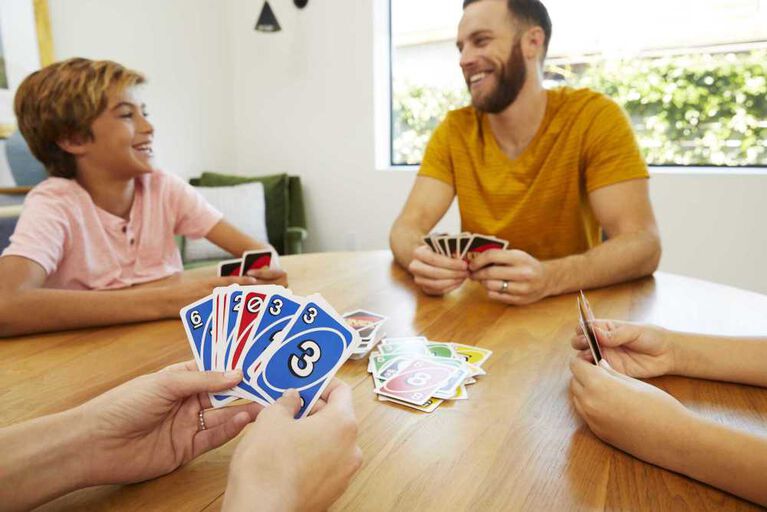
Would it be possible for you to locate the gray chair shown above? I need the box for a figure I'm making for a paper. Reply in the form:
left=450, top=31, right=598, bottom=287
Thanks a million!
left=1, top=131, right=47, bottom=251
left=6, top=130, right=46, bottom=186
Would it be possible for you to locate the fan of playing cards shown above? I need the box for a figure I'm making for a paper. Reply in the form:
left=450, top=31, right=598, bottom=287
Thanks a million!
left=180, top=285, right=360, bottom=418
left=367, top=336, right=492, bottom=412
left=424, top=232, right=509, bottom=260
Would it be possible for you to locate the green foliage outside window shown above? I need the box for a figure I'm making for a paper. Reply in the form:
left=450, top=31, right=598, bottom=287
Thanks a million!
left=392, top=49, right=767, bottom=167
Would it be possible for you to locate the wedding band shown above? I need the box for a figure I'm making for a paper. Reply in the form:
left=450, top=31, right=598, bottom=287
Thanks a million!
left=500, top=280, right=509, bottom=293
left=198, top=410, right=207, bottom=431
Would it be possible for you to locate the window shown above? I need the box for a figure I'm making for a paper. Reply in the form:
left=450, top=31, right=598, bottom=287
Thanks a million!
left=389, top=0, right=767, bottom=168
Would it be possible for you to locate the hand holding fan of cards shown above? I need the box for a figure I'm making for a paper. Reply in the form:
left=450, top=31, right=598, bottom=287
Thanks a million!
left=367, top=336, right=492, bottom=412
left=180, top=285, right=360, bottom=418
left=423, top=232, right=509, bottom=260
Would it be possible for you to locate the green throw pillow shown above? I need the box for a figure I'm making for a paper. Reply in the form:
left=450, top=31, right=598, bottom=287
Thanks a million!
left=193, top=172, right=289, bottom=254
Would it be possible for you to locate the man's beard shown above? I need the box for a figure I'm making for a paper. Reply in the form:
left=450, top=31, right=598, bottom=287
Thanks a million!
left=469, top=40, right=526, bottom=114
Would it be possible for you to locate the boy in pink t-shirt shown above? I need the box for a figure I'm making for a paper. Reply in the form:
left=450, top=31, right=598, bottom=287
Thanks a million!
left=0, top=58, right=286, bottom=336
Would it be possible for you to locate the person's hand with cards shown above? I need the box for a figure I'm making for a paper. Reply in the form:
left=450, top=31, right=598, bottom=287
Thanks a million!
left=467, top=242, right=552, bottom=306
left=408, top=232, right=471, bottom=296
left=180, top=283, right=361, bottom=418
left=366, top=336, right=492, bottom=413
left=218, top=248, right=288, bottom=286
left=413, top=231, right=509, bottom=296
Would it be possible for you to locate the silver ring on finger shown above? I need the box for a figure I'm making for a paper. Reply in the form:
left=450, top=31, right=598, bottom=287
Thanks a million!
left=500, top=280, right=509, bottom=293
left=198, top=409, right=207, bottom=431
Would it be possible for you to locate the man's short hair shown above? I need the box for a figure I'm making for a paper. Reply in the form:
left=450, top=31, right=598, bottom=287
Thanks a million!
left=14, top=58, right=145, bottom=179
left=463, top=0, right=552, bottom=59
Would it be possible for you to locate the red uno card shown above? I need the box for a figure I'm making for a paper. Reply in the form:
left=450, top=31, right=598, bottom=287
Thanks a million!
left=461, top=234, right=508, bottom=261
left=218, top=258, right=242, bottom=277
left=240, top=250, right=275, bottom=276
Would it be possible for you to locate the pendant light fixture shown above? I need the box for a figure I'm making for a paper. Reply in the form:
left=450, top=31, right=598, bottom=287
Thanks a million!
left=255, top=1, right=281, bottom=32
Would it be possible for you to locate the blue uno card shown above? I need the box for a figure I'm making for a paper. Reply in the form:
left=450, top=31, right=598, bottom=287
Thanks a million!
left=180, top=295, right=215, bottom=371
left=243, top=292, right=302, bottom=381
left=253, top=299, right=358, bottom=417
left=181, top=294, right=237, bottom=408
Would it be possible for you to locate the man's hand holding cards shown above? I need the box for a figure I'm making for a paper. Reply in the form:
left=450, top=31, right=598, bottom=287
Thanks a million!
left=218, top=248, right=288, bottom=286
left=410, top=232, right=509, bottom=297
left=468, top=247, right=552, bottom=306
left=180, top=285, right=360, bottom=418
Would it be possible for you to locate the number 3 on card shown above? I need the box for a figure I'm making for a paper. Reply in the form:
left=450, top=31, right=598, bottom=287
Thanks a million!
left=290, top=340, right=322, bottom=377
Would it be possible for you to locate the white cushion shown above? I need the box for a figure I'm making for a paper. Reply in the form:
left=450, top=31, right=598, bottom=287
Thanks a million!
left=184, top=181, right=268, bottom=262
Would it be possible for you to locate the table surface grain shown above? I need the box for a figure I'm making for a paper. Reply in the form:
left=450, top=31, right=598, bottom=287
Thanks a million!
left=3, top=251, right=766, bottom=512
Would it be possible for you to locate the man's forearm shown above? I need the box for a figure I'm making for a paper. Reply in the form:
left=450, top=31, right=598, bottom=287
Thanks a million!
left=0, top=409, right=91, bottom=511
left=0, top=286, right=178, bottom=337
left=671, top=332, right=767, bottom=387
left=544, top=230, right=661, bottom=296
left=389, top=220, right=425, bottom=270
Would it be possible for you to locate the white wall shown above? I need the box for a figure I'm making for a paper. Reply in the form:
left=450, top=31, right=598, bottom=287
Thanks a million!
left=10, top=0, right=765, bottom=294
left=47, top=0, right=236, bottom=179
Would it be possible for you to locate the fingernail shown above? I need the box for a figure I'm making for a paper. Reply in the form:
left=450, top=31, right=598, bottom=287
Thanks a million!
left=225, top=370, right=242, bottom=379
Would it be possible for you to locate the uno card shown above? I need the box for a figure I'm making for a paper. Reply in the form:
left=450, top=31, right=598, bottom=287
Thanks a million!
left=241, top=249, right=277, bottom=276
left=375, top=358, right=459, bottom=406
left=218, top=258, right=242, bottom=277
left=451, top=343, right=493, bottom=367
left=251, top=297, right=360, bottom=417
left=378, top=395, right=443, bottom=413
left=423, top=235, right=439, bottom=254
left=437, top=235, right=451, bottom=257
left=244, top=291, right=303, bottom=380
left=446, top=236, right=460, bottom=259
left=578, top=291, right=603, bottom=364
left=180, top=294, right=215, bottom=371
left=461, top=235, right=508, bottom=261
left=426, top=342, right=458, bottom=359
left=227, top=288, right=269, bottom=370
left=378, top=341, right=430, bottom=356
left=182, top=290, right=238, bottom=408
left=458, top=234, right=472, bottom=257
left=343, top=309, right=388, bottom=333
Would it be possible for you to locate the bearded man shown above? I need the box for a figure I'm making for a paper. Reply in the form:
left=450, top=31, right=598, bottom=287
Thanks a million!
left=390, top=0, right=662, bottom=305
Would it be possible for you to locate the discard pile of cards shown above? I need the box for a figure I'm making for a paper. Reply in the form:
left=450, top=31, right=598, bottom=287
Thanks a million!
left=180, top=285, right=360, bottom=418
left=218, top=249, right=279, bottom=277
left=423, top=232, right=509, bottom=260
left=577, top=290, right=603, bottom=364
left=341, top=309, right=388, bottom=359
left=367, top=336, right=492, bottom=412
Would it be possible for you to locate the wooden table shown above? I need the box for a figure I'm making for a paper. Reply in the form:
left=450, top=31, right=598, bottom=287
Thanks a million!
left=2, top=251, right=767, bottom=511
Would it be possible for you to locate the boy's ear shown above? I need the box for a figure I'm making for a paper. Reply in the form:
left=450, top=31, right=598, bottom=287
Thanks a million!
left=56, top=135, right=89, bottom=156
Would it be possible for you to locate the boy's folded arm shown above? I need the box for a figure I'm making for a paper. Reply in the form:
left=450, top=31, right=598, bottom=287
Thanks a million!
left=0, top=285, right=179, bottom=337
left=0, top=255, right=180, bottom=337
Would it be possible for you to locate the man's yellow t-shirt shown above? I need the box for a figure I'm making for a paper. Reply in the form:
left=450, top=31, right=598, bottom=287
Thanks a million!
left=418, top=87, right=649, bottom=261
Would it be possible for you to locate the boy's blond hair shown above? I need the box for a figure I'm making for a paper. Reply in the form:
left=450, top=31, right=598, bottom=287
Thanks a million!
left=14, top=58, right=145, bottom=179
